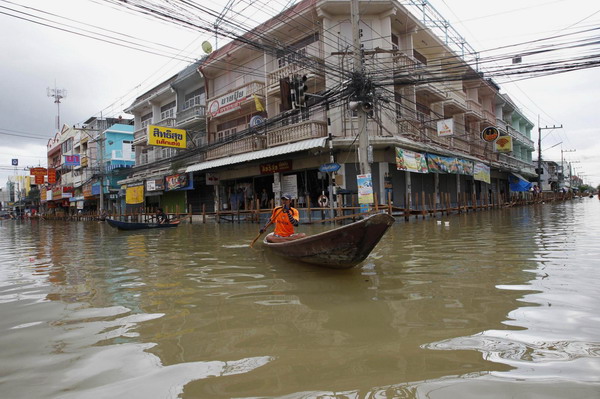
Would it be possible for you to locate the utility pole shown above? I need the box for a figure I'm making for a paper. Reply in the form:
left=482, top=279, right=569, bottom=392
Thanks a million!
left=537, top=117, right=562, bottom=188
left=561, top=148, right=576, bottom=189
left=351, top=0, right=370, bottom=177
left=47, top=84, right=67, bottom=130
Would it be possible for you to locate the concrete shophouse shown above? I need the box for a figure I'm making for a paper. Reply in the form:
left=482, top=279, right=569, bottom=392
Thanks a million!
left=123, top=0, right=537, bottom=214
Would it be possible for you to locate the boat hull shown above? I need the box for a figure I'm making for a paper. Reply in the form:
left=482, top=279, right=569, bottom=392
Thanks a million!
left=106, top=219, right=180, bottom=230
left=263, top=213, right=395, bottom=269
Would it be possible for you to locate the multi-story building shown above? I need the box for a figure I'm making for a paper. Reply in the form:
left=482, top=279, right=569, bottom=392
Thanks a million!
left=121, top=0, right=538, bottom=213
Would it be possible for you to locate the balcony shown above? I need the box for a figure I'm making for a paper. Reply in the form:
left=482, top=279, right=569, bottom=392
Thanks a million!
left=111, top=150, right=136, bottom=161
left=206, top=81, right=265, bottom=119
left=444, top=90, right=467, bottom=113
left=267, top=58, right=324, bottom=90
left=465, top=99, right=483, bottom=118
left=176, top=104, right=206, bottom=128
left=267, top=120, right=327, bottom=147
left=482, top=109, right=496, bottom=126
left=205, top=135, right=267, bottom=161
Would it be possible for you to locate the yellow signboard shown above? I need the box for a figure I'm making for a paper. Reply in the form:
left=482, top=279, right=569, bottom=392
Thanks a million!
left=147, top=125, right=187, bottom=149
left=126, top=184, right=144, bottom=204
left=495, top=135, right=513, bottom=153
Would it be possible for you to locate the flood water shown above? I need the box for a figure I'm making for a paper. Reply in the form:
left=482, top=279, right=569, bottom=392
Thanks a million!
left=1, top=198, right=599, bottom=399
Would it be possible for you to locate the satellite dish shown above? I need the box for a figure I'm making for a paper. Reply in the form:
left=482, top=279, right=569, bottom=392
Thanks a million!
left=201, top=41, right=213, bottom=54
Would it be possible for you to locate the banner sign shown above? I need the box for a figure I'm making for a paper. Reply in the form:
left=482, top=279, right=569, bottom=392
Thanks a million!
left=260, top=160, right=293, bottom=174
left=357, top=174, right=374, bottom=204
left=207, top=87, right=249, bottom=118
left=495, top=135, right=513, bottom=153
left=427, top=154, right=460, bottom=174
left=30, top=167, right=47, bottom=176
left=426, top=154, right=474, bottom=175
left=473, top=162, right=491, bottom=184
left=126, top=183, right=144, bottom=204
left=47, top=168, right=56, bottom=184
left=395, top=147, right=428, bottom=173
left=64, top=155, right=80, bottom=166
left=436, top=118, right=454, bottom=137
left=165, top=173, right=191, bottom=191
left=147, top=125, right=187, bottom=149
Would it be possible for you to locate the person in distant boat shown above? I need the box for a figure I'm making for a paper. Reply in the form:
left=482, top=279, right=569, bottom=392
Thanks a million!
left=156, top=208, right=168, bottom=224
left=260, top=194, right=306, bottom=242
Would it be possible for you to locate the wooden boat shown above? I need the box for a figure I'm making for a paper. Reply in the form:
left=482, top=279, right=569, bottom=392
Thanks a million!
left=263, top=213, right=395, bottom=269
left=106, top=218, right=180, bottom=231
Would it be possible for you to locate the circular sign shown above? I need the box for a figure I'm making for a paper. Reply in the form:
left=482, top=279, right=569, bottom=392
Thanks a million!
left=208, top=100, right=219, bottom=117
left=249, top=115, right=265, bottom=128
left=481, top=126, right=499, bottom=142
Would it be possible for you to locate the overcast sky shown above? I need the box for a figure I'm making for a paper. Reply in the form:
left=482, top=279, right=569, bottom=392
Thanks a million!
left=1, top=0, right=599, bottom=189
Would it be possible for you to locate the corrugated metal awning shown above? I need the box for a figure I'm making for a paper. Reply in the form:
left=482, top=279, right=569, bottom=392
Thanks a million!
left=185, top=137, right=327, bottom=173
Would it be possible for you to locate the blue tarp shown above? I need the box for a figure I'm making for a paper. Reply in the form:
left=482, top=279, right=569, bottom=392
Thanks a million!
left=509, top=173, right=532, bottom=192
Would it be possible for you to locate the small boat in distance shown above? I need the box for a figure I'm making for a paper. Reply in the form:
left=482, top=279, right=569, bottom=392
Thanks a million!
left=262, top=213, right=395, bottom=269
left=106, top=218, right=180, bottom=231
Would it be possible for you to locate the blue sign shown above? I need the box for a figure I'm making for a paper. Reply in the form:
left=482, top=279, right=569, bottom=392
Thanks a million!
left=249, top=115, right=265, bottom=128
left=319, top=163, right=341, bottom=173
left=11, top=159, right=18, bottom=166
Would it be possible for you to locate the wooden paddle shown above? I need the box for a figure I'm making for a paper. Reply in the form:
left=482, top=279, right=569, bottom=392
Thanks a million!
left=250, top=208, right=282, bottom=248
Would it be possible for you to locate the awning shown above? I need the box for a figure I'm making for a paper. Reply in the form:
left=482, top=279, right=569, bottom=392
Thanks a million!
left=185, top=137, right=327, bottom=173
left=509, top=173, right=532, bottom=192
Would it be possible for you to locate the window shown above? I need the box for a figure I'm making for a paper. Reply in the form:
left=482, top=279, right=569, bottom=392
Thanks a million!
left=141, top=113, right=152, bottom=128
left=160, top=101, right=176, bottom=120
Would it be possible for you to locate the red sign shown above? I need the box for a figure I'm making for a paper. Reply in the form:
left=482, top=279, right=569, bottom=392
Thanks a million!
left=30, top=167, right=47, bottom=176
left=260, top=160, right=292, bottom=175
left=47, top=168, right=56, bottom=184
left=34, top=175, right=44, bottom=184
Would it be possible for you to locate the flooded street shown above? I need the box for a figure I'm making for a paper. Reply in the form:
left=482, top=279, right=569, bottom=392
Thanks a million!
left=1, top=199, right=599, bottom=398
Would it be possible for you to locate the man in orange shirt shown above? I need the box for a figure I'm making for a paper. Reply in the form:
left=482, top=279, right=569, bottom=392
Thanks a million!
left=261, top=194, right=306, bottom=242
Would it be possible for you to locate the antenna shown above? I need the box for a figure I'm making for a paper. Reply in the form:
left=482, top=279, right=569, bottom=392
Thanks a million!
left=47, top=83, right=67, bottom=131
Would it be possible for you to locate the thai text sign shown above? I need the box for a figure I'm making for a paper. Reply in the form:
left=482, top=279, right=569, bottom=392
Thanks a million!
left=207, top=87, right=249, bottom=118
left=47, top=168, right=56, bottom=184
left=64, top=155, right=80, bottom=166
left=30, top=167, right=47, bottom=176
left=396, top=148, right=428, bottom=173
left=260, top=160, right=292, bottom=174
left=147, top=125, right=187, bottom=148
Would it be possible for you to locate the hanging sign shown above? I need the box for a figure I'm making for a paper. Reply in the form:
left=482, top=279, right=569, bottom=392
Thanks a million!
left=319, top=163, right=341, bottom=173
left=481, top=126, right=500, bottom=142
left=147, top=125, right=187, bottom=148
left=495, top=135, right=513, bottom=153
left=30, top=167, right=47, bottom=176
left=436, top=118, right=454, bottom=137
left=47, top=168, right=56, bottom=184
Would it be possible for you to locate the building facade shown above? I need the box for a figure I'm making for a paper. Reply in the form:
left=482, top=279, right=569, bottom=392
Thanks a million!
left=120, top=0, right=539, bottom=214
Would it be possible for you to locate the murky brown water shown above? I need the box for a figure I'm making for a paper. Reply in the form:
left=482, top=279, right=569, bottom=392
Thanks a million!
left=1, top=199, right=599, bottom=398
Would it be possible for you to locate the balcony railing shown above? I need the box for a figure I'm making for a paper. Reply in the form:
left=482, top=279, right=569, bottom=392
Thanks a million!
left=267, top=120, right=327, bottom=147
left=205, top=135, right=267, bottom=161
left=267, top=58, right=323, bottom=88
left=206, top=81, right=266, bottom=112
left=176, top=105, right=206, bottom=127
left=466, top=99, right=483, bottom=118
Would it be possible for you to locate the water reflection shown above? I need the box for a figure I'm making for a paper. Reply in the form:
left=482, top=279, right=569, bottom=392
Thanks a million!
left=1, top=200, right=599, bottom=398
